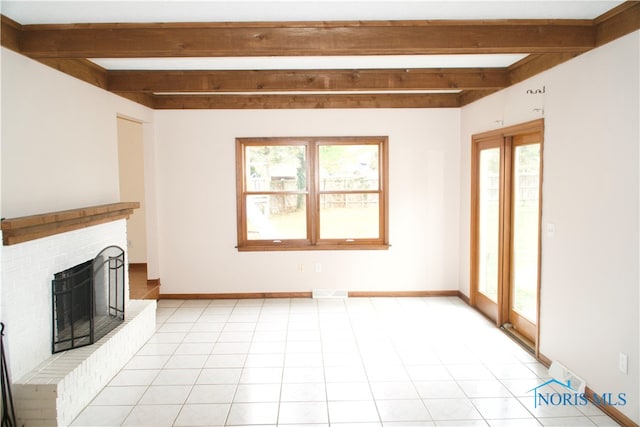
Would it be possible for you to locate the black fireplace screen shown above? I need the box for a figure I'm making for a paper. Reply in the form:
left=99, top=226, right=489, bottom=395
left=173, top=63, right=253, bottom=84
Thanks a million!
left=52, top=246, right=125, bottom=353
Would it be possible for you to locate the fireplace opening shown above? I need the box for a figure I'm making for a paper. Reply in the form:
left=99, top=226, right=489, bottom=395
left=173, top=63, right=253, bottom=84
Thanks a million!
left=52, top=246, right=125, bottom=353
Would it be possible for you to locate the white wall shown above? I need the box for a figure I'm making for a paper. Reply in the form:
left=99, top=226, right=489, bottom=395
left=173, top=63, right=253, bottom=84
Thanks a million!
left=117, top=117, right=148, bottom=264
left=154, top=109, right=461, bottom=294
left=460, top=32, right=639, bottom=423
left=0, top=39, right=3, bottom=325
left=142, top=121, right=161, bottom=279
left=0, top=48, right=155, bottom=379
left=0, top=48, right=153, bottom=219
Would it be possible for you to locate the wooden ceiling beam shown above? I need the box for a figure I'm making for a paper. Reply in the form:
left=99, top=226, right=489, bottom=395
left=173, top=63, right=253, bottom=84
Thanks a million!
left=458, top=90, right=500, bottom=106
left=114, top=92, right=156, bottom=109
left=459, top=52, right=583, bottom=106
left=2, top=3, right=638, bottom=110
left=14, top=19, right=595, bottom=58
left=38, top=58, right=109, bottom=89
left=152, top=93, right=461, bottom=109
left=107, top=68, right=509, bottom=93
left=507, top=53, right=580, bottom=85
left=0, top=15, right=21, bottom=52
left=595, top=1, right=640, bottom=47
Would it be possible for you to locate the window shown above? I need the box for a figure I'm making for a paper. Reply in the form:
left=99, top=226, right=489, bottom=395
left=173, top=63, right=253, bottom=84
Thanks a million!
left=236, top=136, right=389, bottom=251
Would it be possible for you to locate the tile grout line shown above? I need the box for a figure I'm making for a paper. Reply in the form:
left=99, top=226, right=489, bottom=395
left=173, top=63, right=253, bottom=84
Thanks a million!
left=315, top=298, right=332, bottom=426
left=223, top=298, right=259, bottom=427
left=273, top=298, right=291, bottom=427
left=386, top=297, right=441, bottom=424
left=348, top=297, right=385, bottom=425
left=129, top=300, right=187, bottom=427
left=163, top=300, right=201, bottom=427
left=378, top=297, right=436, bottom=425
left=67, top=297, right=623, bottom=427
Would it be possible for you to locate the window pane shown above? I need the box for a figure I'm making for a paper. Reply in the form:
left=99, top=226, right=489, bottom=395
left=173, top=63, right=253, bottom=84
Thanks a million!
left=245, top=145, right=306, bottom=192
left=246, top=195, right=307, bottom=240
left=478, top=148, right=500, bottom=303
left=512, top=143, right=540, bottom=322
left=319, top=194, right=379, bottom=239
left=319, top=145, right=379, bottom=191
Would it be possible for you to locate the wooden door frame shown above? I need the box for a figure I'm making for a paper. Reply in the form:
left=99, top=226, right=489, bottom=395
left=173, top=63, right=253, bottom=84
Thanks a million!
left=470, top=118, right=544, bottom=355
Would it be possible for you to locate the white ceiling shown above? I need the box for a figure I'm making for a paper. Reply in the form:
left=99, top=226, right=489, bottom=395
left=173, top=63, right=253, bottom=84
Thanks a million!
left=1, top=0, right=626, bottom=24
left=90, top=54, right=529, bottom=71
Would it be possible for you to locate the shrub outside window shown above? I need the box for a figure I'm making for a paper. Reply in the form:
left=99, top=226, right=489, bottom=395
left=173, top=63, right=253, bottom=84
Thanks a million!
left=236, top=136, right=389, bottom=251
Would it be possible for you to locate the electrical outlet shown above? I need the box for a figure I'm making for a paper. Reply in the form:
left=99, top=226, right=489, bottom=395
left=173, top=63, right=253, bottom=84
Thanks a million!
left=619, top=353, right=628, bottom=374
left=546, top=223, right=555, bottom=237
left=298, top=264, right=304, bottom=273
left=315, top=262, right=322, bottom=273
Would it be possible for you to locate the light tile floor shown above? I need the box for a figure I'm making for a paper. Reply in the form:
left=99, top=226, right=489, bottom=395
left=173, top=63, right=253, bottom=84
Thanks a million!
left=71, top=297, right=621, bottom=426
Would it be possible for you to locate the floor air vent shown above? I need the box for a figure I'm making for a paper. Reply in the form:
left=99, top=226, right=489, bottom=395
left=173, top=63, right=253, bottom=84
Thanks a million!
left=312, top=289, right=348, bottom=299
left=549, top=360, right=586, bottom=393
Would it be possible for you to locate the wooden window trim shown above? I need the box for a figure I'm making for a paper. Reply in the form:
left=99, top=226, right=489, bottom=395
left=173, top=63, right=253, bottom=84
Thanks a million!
left=236, top=136, right=389, bottom=251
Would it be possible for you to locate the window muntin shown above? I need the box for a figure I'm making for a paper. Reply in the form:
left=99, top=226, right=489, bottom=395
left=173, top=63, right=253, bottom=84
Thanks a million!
left=236, top=137, right=388, bottom=251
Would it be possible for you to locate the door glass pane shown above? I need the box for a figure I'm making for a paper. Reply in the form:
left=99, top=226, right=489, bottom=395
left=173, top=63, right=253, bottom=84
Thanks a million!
left=246, top=194, right=307, bottom=240
left=245, top=145, right=306, bottom=191
left=478, top=148, right=500, bottom=302
left=320, top=194, right=379, bottom=239
left=511, top=143, right=540, bottom=322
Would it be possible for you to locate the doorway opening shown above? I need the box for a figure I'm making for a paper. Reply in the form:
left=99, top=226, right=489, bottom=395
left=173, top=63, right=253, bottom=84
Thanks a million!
left=117, top=116, right=148, bottom=299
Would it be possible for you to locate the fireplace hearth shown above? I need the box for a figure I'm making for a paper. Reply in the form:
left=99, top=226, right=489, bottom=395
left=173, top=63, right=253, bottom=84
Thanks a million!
left=1, top=205, right=152, bottom=426
left=52, top=246, right=125, bottom=353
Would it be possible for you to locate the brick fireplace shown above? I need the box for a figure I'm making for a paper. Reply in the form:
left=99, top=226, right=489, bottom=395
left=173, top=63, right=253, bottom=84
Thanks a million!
left=0, top=203, right=156, bottom=426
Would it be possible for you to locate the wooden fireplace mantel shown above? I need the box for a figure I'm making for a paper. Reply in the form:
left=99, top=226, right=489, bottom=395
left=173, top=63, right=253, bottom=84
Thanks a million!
left=1, top=202, right=140, bottom=245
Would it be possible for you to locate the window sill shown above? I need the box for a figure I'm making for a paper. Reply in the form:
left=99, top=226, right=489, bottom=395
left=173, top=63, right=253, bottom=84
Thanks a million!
left=237, top=243, right=391, bottom=252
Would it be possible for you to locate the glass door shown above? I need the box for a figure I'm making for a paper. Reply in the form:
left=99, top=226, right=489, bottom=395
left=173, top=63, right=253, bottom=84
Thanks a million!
left=471, top=120, right=543, bottom=349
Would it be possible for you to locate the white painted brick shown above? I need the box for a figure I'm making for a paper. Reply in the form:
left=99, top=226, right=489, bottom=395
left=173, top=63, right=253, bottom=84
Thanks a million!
left=13, top=300, right=155, bottom=426
left=2, top=220, right=128, bottom=381
left=16, top=398, right=58, bottom=410
left=1, top=220, right=154, bottom=427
